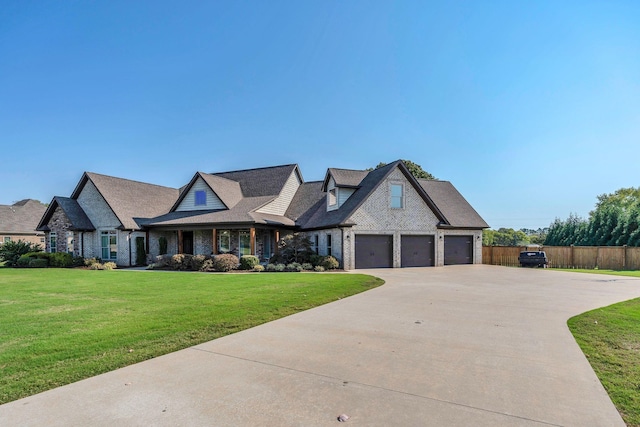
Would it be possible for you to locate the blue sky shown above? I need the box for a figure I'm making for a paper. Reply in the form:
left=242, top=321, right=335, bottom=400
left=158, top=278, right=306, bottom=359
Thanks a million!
left=2, top=1, right=639, bottom=230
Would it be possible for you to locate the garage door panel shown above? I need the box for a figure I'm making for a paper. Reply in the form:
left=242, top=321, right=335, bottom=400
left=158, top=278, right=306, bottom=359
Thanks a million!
left=401, top=235, right=434, bottom=267
left=355, top=235, right=393, bottom=269
left=444, top=236, right=473, bottom=265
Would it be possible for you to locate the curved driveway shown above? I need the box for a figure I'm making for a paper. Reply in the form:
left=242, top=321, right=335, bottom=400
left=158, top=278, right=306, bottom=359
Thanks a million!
left=2, top=265, right=640, bottom=426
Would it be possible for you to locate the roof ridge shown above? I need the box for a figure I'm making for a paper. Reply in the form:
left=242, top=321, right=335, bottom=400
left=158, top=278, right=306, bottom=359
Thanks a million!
left=85, top=172, right=178, bottom=190
left=211, top=163, right=297, bottom=175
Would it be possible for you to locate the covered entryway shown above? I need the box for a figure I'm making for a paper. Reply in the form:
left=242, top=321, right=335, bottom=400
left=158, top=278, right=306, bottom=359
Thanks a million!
left=401, top=235, right=435, bottom=267
left=444, top=235, right=473, bottom=265
left=355, top=234, right=393, bottom=269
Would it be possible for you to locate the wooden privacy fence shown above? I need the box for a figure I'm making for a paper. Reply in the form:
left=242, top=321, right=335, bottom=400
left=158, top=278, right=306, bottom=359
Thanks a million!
left=483, top=245, right=640, bottom=270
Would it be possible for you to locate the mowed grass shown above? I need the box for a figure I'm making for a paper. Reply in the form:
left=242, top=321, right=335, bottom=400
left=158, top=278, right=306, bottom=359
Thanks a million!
left=558, top=268, right=640, bottom=278
left=0, top=268, right=383, bottom=404
left=566, top=270, right=640, bottom=426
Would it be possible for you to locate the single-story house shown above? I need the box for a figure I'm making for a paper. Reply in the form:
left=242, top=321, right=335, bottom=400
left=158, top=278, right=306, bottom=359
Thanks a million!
left=36, top=160, right=489, bottom=269
left=0, top=199, right=47, bottom=247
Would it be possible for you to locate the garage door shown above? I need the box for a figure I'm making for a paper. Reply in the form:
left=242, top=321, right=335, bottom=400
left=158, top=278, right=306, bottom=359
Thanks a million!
left=401, top=235, right=435, bottom=267
left=444, top=236, right=473, bottom=265
left=355, top=235, right=393, bottom=269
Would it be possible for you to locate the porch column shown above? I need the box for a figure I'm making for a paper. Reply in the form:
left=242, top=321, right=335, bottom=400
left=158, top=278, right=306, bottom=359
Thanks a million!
left=250, top=227, right=256, bottom=255
left=275, top=231, right=280, bottom=253
left=178, top=230, right=184, bottom=254
left=212, top=229, right=218, bottom=255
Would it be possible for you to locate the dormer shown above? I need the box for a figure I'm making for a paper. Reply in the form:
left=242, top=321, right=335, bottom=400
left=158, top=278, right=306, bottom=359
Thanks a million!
left=322, top=168, right=368, bottom=212
left=172, top=172, right=242, bottom=212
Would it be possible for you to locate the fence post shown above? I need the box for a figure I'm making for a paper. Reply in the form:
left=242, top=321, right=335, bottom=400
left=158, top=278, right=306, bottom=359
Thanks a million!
left=623, top=245, right=627, bottom=270
left=570, top=244, right=574, bottom=269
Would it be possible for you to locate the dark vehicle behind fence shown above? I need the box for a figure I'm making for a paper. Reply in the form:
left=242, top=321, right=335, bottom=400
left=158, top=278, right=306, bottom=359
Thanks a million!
left=518, top=251, right=549, bottom=268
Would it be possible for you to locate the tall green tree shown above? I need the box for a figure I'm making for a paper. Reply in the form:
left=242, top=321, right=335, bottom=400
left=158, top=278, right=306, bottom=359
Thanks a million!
left=372, top=160, right=436, bottom=180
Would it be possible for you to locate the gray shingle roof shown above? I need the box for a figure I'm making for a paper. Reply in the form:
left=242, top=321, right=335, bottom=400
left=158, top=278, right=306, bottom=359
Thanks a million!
left=144, top=196, right=295, bottom=227
left=37, top=197, right=95, bottom=231
left=322, top=168, right=369, bottom=190
left=75, top=173, right=180, bottom=230
left=213, top=164, right=300, bottom=197
left=0, top=199, right=47, bottom=235
left=418, top=180, right=489, bottom=229
left=294, top=161, right=488, bottom=230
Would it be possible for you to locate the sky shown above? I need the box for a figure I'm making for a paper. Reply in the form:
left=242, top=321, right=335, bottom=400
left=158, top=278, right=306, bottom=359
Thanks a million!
left=1, top=1, right=639, bottom=230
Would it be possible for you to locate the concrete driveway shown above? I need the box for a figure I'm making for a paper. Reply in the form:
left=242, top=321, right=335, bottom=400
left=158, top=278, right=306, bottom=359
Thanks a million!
left=2, top=265, right=640, bottom=426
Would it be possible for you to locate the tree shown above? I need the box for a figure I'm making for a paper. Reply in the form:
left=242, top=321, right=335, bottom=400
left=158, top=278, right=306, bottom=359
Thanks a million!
left=273, top=233, right=313, bottom=264
left=371, top=160, right=436, bottom=180
left=0, top=240, right=42, bottom=267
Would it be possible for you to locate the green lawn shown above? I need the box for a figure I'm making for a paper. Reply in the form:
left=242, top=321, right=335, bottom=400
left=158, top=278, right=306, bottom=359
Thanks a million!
left=0, top=268, right=383, bottom=404
left=558, top=268, right=640, bottom=278
left=566, top=269, right=640, bottom=426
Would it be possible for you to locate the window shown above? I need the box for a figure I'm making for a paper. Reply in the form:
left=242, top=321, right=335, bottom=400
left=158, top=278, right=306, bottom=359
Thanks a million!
left=218, top=230, right=230, bottom=253
left=312, top=235, right=319, bottom=254
left=195, top=190, right=206, bottom=206
left=49, top=232, right=57, bottom=253
left=67, top=231, right=74, bottom=254
left=3, top=236, right=10, bottom=244
left=239, top=230, right=251, bottom=256
left=329, top=189, right=337, bottom=206
left=390, top=183, right=404, bottom=209
left=101, top=231, right=117, bottom=260
left=326, top=234, right=332, bottom=257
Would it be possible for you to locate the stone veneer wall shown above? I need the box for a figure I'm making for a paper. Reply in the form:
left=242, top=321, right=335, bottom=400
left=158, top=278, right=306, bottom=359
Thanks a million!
left=45, top=206, right=80, bottom=256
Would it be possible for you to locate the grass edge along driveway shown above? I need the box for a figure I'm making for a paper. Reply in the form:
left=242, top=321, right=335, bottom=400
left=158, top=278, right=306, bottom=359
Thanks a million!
left=565, top=269, right=640, bottom=427
left=0, top=268, right=383, bottom=405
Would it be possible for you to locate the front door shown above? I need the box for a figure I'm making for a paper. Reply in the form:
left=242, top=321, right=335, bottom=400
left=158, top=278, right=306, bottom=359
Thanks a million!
left=183, top=231, right=194, bottom=255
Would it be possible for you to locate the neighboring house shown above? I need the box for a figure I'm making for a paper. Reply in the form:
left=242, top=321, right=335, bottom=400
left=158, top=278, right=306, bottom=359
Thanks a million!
left=37, top=161, right=489, bottom=269
left=0, top=199, right=47, bottom=247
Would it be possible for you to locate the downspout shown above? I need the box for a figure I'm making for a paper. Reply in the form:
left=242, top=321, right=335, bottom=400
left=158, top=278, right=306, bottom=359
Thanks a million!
left=340, top=228, right=344, bottom=269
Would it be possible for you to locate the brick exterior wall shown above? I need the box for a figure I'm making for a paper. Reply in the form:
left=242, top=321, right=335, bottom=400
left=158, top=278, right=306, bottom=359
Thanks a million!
left=341, top=168, right=482, bottom=269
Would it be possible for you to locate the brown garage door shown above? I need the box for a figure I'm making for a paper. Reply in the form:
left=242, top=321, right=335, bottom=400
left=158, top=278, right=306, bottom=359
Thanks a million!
left=401, top=235, right=435, bottom=267
left=444, top=235, right=473, bottom=265
left=355, top=234, right=393, bottom=269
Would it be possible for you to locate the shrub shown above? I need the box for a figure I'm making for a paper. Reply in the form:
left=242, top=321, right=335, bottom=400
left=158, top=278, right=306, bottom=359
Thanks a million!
left=49, top=252, right=73, bottom=268
left=310, top=254, right=323, bottom=267
left=240, top=255, right=260, bottom=270
left=158, top=236, right=168, bottom=255
left=84, top=257, right=100, bottom=267
left=89, top=263, right=104, bottom=270
left=275, top=263, right=285, bottom=272
left=253, top=264, right=265, bottom=272
left=276, top=233, right=314, bottom=264
left=29, top=258, right=49, bottom=268
left=191, top=254, right=207, bottom=271
left=266, top=263, right=277, bottom=272
left=213, top=254, right=239, bottom=272
left=170, top=254, right=185, bottom=270
left=135, top=237, right=146, bottom=266
left=0, top=240, right=42, bottom=267
left=16, top=255, right=33, bottom=268
left=154, top=255, right=170, bottom=268
left=200, top=258, right=215, bottom=272
left=286, top=262, right=303, bottom=272
left=181, top=254, right=194, bottom=271
left=320, top=255, right=339, bottom=270
left=301, top=263, right=313, bottom=271
left=102, top=262, right=117, bottom=270
left=314, top=265, right=325, bottom=272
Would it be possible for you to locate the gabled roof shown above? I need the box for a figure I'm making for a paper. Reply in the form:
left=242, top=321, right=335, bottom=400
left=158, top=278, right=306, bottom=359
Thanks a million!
left=293, top=160, right=488, bottom=230
left=72, top=172, right=180, bottom=230
left=213, top=164, right=302, bottom=197
left=297, top=161, right=448, bottom=229
left=322, top=168, right=369, bottom=190
left=143, top=196, right=295, bottom=228
left=0, top=199, right=47, bottom=234
left=418, top=180, right=489, bottom=229
left=170, top=172, right=243, bottom=211
left=36, top=197, right=95, bottom=231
